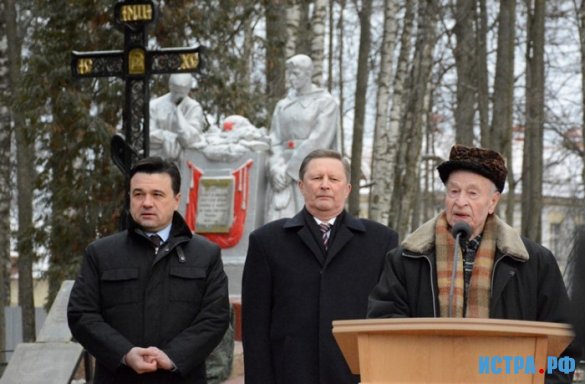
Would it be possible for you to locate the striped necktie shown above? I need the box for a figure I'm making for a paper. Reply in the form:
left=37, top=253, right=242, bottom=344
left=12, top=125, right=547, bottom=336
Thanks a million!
left=319, top=223, right=333, bottom=250
left=149, top=234, right=162, bottom=253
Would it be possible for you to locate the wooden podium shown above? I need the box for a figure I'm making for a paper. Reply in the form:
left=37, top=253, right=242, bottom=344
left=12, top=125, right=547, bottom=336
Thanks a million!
left=333, top=318, right=573, bottom=383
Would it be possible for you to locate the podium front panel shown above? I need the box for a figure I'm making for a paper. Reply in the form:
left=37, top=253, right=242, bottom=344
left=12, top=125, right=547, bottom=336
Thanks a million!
left=358, top=333, right=544, bottom=383
left=333, top=318, right=573, bottom=384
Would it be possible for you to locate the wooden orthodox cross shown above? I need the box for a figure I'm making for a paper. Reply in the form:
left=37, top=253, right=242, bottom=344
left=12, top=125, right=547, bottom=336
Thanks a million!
left=71, top=0, right=203, bottom=175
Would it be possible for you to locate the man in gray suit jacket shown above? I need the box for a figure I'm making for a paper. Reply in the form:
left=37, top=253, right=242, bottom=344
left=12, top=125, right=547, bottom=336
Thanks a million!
left=242, top=149, right=398, bottom=384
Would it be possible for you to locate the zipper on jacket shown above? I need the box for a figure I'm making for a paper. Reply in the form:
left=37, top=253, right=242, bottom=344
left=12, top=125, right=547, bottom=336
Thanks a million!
left=490, top=253, right=519, bottom=297
left=490, top=256, right=503, bottom=298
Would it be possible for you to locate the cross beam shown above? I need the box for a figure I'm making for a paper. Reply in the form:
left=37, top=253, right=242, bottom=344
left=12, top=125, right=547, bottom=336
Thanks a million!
left=71, top=0, right=203, bottom=175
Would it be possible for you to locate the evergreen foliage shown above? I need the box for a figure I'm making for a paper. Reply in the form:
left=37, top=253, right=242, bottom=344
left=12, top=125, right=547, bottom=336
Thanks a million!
left=16, top=1, right=269, bottom=307
left=21, top=0, right=126, bottom=307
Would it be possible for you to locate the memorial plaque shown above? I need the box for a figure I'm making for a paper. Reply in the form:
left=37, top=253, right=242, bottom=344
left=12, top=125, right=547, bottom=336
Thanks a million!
left=196, top=176, right=234, bottom=233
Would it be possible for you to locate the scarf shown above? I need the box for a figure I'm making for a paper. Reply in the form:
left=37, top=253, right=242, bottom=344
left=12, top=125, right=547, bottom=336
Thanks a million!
left=436, top=213, right=496, bottom=318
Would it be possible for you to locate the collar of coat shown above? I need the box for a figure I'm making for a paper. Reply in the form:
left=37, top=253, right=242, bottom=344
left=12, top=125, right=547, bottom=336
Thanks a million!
left=283, top=209, right=366, bottom=233
left=401, top=212, right=529, bottom=262
left=128, top=211, right=193, bottom=242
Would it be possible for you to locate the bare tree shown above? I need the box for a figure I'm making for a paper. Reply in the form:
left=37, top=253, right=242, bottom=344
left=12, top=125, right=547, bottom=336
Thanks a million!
left=337, top=0, right=347, bottom=155
left=6, top=0, right=36, bottom=342
left=376, top=0, right=417, bottom=225
left=348, top=0, right=373, bottom=216
left=420, top=89, right=439, bottom=224
left=0, top=0, right=11, bottom=364
left=369, top=0, right=400, bottom=223
left=294, top=1, right=312, bottom=55
left=577, top=0, right=585, bottom=188
left=490, top=0, right=517, bottom=224
left=327, top=0, right=335, bottom=92
left=286, top=0, right=302, bottom=59
left=453, top=0, right=477, bottom=145
left=413, top=80, right=434, bottom=228
left=242, top=6, right=255, bottom=91
left=311, top=0, right=328, bottom=85
left=389, top=0, right=438, bottom=237
left=476, top=0, right=489, bottom=146
left=265, top=0, right=288, bottom=121
left=522, top=0, right=545, bottom=242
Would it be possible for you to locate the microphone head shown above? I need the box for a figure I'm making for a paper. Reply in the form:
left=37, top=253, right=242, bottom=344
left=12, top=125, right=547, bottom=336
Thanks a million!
left=451, top=221, right=472, bottom=241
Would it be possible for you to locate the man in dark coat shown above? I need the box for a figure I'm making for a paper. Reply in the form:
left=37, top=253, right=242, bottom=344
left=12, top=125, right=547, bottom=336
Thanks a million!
left=367, top=144, right=576, bottom=383
left=68, top=157, right=230, bottom=384
left=242, top=149, right=399, bottom=384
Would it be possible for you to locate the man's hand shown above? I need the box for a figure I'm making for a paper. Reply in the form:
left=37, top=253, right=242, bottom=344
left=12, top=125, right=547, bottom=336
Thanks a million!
left=124, top=347, right=158, bottom=374
left=143, top=346, right=176, bottom=371
left=124, top=347, right=177, bottom=374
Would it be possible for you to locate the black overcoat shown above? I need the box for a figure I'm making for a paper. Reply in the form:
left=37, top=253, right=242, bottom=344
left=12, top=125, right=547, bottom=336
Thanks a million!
left=242, top=209, right=398, bottom=384
left=68, top=212, right=230, bottom=384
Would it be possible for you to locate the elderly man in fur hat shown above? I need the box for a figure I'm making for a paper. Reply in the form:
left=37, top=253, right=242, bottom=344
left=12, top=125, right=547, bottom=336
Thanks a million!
left=368, top=144, right=576, bottom=383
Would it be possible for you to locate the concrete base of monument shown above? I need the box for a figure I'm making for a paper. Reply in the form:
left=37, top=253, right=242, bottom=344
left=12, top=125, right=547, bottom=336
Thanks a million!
left=224, top=256, right=245, bottom=295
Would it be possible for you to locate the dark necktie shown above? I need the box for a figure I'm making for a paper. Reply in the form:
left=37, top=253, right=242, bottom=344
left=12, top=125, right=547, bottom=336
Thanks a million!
left=149, top=234, right=162, bottom=251
left=319, top=223, right=333, bottom=250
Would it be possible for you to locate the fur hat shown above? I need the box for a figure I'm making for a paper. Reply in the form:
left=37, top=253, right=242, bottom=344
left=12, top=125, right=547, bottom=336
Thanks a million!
left=437, top=144, right=507, bottom=192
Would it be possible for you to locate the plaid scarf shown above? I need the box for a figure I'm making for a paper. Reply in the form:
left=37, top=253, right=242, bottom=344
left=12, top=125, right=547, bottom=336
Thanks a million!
left=436, top=213, right=496, bottom=318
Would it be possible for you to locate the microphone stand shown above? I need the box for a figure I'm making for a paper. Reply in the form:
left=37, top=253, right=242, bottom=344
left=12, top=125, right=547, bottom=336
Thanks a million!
left=448, top=232, right=463, bottom=317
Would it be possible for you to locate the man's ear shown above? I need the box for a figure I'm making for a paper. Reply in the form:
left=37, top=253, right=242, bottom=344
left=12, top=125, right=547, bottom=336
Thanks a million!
left=488, top=191, right=500, bottom=215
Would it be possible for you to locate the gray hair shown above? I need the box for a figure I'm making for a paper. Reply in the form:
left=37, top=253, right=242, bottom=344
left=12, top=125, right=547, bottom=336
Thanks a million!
left=299, top=149, right=350, bottom=182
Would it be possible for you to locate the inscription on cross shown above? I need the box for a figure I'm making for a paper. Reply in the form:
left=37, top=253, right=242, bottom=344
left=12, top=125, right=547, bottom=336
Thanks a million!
left=71, top=0, right=203, bottom=175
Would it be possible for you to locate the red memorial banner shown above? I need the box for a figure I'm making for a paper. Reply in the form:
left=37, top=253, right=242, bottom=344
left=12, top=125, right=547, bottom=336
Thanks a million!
left=185, top=160, right=253, bottom=248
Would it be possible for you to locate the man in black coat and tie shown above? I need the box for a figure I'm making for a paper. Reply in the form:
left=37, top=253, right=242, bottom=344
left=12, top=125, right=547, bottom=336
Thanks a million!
left=68, top=157, right=229, bottom=384
left=242, top=149, right=399, bottom=384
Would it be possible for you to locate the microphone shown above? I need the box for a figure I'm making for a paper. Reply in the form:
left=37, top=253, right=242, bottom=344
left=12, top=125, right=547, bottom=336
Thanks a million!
left=451, top=221, right=472, bottom=243
left=448, top=221, right=472, bottom=317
